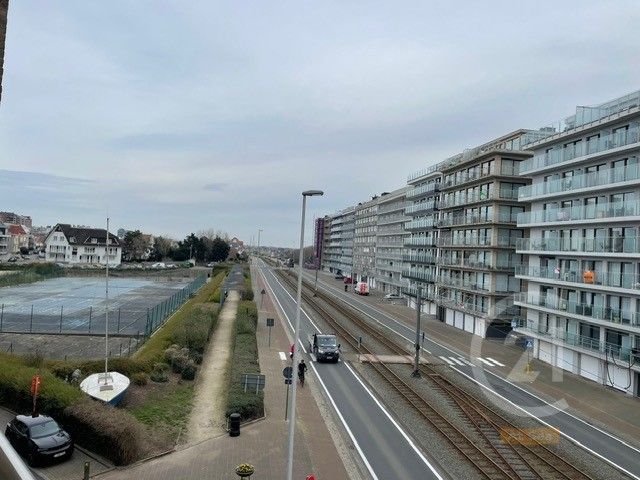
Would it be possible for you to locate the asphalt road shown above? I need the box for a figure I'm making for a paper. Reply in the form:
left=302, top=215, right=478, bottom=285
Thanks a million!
left=256, top=261, right=443, bottom=480
left=300, top=268, right=640, bottom=480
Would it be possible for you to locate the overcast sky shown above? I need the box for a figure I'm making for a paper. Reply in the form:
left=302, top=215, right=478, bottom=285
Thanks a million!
left=1, top=1, right=639, bottom=246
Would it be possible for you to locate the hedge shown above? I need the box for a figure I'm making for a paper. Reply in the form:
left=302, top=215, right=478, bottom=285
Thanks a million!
left=225, top=300, right=263, bottom=421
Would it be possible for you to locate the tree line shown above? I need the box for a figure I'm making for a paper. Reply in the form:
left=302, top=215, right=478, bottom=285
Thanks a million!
left=122, top=230, right=231, bottom=263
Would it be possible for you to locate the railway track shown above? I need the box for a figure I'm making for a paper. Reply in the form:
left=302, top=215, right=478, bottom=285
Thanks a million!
left=276, top=268, right=595, bottom=480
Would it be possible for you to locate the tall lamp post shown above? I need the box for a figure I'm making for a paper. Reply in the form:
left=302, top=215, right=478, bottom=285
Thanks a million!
left=286, top=189, right=323, bottom=480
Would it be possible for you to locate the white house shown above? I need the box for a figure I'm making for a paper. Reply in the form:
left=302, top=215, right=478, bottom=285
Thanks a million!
left=44, top=224, right=122, bottom=266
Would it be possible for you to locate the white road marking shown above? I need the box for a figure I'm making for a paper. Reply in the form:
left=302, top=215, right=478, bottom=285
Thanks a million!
left=459, top=358, right=476, bottom=367
left=477, top=357, right=496, bottom=366
left=439, top=356, right=455, bottom=365
left=450, top=357, right=466, bottom=366
left=278, top=351, right=287, bottom=361
left=486, top=357, right=505, bottom=367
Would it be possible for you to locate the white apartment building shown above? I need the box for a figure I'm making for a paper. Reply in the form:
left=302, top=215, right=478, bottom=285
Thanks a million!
left=376, top=187, right=409, bottom=295
left=321, top=206, right=355, bottom=277
left=354, top=196, right=380, bottom=287
left=0, top=222, right=9, bottom=256
left=44, top=224, right=122, bottom=266
left=514, top=91, right=640, bottom=396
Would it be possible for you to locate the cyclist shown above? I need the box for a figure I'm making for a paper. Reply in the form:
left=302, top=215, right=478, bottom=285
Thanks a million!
left=298, top=359, right=307, bottom=387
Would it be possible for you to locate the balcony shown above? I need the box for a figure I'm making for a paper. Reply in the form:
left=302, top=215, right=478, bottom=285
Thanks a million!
left=440, top=188, right=519, bottom=209
left=402, top=269, right=436, bottom=282
left=519, top=163, right=640, bottom=200
left=516, top=235, right=640, bottom=256
left=405, top=218, right=436, bottom=231
left=438, top=276, right=490, bottom=293
left=403, top=286, right=437, bottom=300
left=404, top=236, right=437, bottom=247
left=516, top=265, right=640, bottom=291
left=406, top=182, right=440, bottom=199
left=403, top=253, right=437, bottom=264
left=437, top=236, right=518, bottom=248
left=513, top=293, right=640, bottom=327
left=520, top=125, right=640, bottom=174
left=517, top=200, right=639, bottom=226
left=439, top=258, right=520, bottom=271
left=513, top=318, right=635, bottom=363
left=405, top=201, right=438, bottom=216
left=437, top=211, right=518, bottom=227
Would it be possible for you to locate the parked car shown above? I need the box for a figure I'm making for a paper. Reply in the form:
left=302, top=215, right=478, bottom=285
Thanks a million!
left=334, top=272, right=344, bottom=279
left=151, top=262, right=166, bottom=269
left=385, top=293, right=402, bottom=300
left=343, top=276, right=353, bottom=284
left=5, top=414, right=73, bottom=466
left=505, top=330, right=528, bottom=349
left=7, top=256, right=18, bottom=262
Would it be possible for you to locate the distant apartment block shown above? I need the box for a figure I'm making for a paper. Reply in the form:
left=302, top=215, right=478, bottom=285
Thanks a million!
left=354, top=196, right=381, bottom=287
left=44, top=224, right=122, bottom=265
left=0, top=221, right=9, bottom=255
left=513, top=90, right=640, bottom=395
left=376, top=188, right=408, bottom=295
left=321, top=206, right=355, bottom=278
left=0, top=211, right=32, bottom=229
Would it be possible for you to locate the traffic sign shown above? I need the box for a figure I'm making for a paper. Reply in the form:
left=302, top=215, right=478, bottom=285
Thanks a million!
left=266, top=318, right=275, bottom=327
left=511, top=319, right=517, bottom=329
left=525, top=339, right=534, bottom=350
left=282, top=366, right=293, bottom=379
left=285, top=379, right=292, bottom=385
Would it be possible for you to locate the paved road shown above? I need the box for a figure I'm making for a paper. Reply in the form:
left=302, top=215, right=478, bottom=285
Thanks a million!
left=257, top=261, right=443, bottom=480
left=300, top=268, right=640, bottom=480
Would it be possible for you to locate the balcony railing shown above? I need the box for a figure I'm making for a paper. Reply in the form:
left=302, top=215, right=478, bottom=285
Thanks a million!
left=518, top=163, right=640, bottom=200
left=404, top=236, right=437, bottom=246
left=437, top=211, right=518, bottom=227
left=515, top=265, right=640, bottom=290
left=402, top=269, right=436, bottom=282
left=513, top=293, right=640, bottom=327
left=403, top=286, right=437, bottom=300
left=517, top=200, right=640, bottom=225
left=441, top=164, right=521, bottom=190
left=437, top=236, right=519, bottom=248
left=405, top=218, right=436, bottom=230
left=513, top=318, right=635, bottom=362
left=405, top=201, right=438, bottom=215
left=438, top=277, right=490, bottom=293
left=439, top=258, right=520, bottom=270
left=406, top=182, right=440, bottom=199
left=516, top=235, right=640, bottom=255
left=440, top=188, right=520, bottom=209
left=520, top=125, right=640, bottom=174
left=403, top=254, right=437, bottom=264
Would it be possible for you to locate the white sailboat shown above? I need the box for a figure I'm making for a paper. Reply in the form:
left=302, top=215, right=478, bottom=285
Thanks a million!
left=80, top=217, right=130, bottom=406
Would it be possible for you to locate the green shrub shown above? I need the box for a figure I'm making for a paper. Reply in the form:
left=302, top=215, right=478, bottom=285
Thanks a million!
left=181, top=360, right=197, bottom=380
left=149, top=369, right=168, bottom=383
left=131, top=372, right=148, bottom=386
left=171, top=353, right=189, bottom=374
left=63, top=399, right=146, bottom=465
left=172, top=306, right=219, bottom=354
left=47, top=357, right=151, bottom=381
left=191, top=352, right=204, bottom=365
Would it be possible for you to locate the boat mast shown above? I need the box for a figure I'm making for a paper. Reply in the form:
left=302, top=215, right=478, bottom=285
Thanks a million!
left=105, top=216, right=110, bottom=378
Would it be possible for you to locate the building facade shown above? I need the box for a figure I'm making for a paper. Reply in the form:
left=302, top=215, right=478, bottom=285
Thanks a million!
left=353, top=197, right=380, bottom=287
left=44, top=224, right=122, bottom=265
left=0, top=222, right=8, bottom=255
left=376, top=188, right=409, bottom=295
left=321, top=206, right=356, bottom=277
left=514, top=91, right=640, bottom=396
left=0, top=211, right=32, bottom=229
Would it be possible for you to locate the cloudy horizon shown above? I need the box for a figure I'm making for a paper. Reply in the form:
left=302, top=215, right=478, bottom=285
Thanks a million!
left=1, top=1, right=639, bottom=246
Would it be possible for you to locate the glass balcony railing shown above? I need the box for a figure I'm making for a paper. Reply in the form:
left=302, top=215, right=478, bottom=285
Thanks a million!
left=402, top=253, right=437, bottom=264
left=437, top=236, right=519, bottom=247
left=513, top=318, right=634, bottom=362
left=405, top=201, right=438, bottom=215
left=439, top=258, right=521, bottom=270
left=440, top=188, right=519, bottom=209
left=441, top=165, right=521, bottom=190
left=406, top=182, right=440, bottom=199
left=437, top=277, right=490, bottom=293
left=402, top=269, right=437, bottom=282
left=405, top=218, right=436, bottom=230
left=513, top=293, right=640, bottom=326
left=516, top=235, right=640, bottom=255
left=517, top=200, right=640, bottom=225
left=520, top=125, right=640, bottom=174
left=515, top=265, right=640, bottom=290
left=403, top=286, right=437, bottom=299
left=404, top=236, right=437, bottom=246
left=518, top=163, right=640, bottom=199
left=437, top=211, right=518, bottom=227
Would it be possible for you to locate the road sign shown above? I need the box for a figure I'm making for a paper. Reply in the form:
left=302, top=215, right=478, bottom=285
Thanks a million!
left=241, top=373, right=266, bottom=393
left=511, top=319, right=517, bottom=329
left=284, top=379, right=292, bottom=385
left=266, top=318, right=274, bottom=327
left=525, top=339, right=534, bottom=350
left=261, top=289, right=266, bottom=295
left=282, top=366, right=293, bottom=379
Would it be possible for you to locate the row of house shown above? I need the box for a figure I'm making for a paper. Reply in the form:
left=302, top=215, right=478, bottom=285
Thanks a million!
left=319, top=90, right=640, bottom=397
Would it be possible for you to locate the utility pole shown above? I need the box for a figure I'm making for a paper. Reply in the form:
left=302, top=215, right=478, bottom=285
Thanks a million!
left=257, top=229, right=263, bottom=255
left=412, top=286, right=422, bottom=377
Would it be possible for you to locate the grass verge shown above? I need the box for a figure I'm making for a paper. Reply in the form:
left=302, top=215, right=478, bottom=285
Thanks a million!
left=0, top=263, right=64, bottom=288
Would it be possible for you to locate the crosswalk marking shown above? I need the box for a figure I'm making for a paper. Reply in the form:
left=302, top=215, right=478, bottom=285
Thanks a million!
left=278, top=351, right=287, bottom=361
left=450, top=357, right=467, bottom=366
left=486, top=357, right=506, bottom=367
left=439, top=356, right=455, bottom=365
left=477, top=357, right=495, bottom=366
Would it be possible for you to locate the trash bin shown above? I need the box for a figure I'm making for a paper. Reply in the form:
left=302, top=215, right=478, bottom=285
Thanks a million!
left=344, top=285, right=348, bottom=292
left=229, top=413, right=241, bottom=437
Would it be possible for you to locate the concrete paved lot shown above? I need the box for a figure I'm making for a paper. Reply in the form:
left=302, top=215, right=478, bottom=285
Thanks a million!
left=0, top=407, right=112, bottom=480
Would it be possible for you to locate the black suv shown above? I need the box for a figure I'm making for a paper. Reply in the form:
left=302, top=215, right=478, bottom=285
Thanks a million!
left=5, top=414, right=74, bottom=466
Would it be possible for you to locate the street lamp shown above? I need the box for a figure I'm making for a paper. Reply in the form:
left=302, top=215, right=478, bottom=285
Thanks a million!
left=286, top=189, right=323, bottom=480
left=257, top=229, right=263, bottom=255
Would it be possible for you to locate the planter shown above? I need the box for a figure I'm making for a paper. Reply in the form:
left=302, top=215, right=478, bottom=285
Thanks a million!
left=235, top=464, right=255, bottom=478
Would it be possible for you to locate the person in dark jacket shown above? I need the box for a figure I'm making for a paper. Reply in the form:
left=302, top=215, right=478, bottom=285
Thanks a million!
left=298, top=359, right=308, bottom=386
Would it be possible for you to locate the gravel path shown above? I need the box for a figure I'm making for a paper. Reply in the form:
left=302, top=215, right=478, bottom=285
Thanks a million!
left=186, top=290, right=239, bottom=444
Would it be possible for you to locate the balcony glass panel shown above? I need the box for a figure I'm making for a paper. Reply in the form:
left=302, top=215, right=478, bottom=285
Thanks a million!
left=517, top=200, right=639, bottom=225
left=516, top=235, right=640, bottom=254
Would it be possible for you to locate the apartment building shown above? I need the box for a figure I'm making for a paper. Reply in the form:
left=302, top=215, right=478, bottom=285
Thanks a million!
left=321, top=206, right=355, bottom=277
left=354, top=196, right=380, bottom=287
left=0, top=222, right=8, bottom=255
left=513, top=91, right=640, bottom=396
left=404, top=165, right=443, bottom=313
left=376, top=187, right=409, bottom=295
left=44, top=224, right=122, bottom=265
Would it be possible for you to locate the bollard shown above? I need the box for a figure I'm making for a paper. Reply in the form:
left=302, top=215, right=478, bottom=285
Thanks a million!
left=229, top=413, right=241, bottom=437
left=84, top=461, right=90, bottom=480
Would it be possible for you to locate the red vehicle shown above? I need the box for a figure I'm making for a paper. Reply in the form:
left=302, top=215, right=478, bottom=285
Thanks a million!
left=354, top=282, right=370, bottom=295
left=343, top=276, right=353, bottom=284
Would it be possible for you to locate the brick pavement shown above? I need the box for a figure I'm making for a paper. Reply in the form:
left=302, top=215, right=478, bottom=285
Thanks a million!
left=96, top=265, right=352, bottom=480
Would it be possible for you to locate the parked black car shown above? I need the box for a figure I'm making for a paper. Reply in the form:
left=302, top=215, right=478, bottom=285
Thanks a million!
left=5, top=415, right=73, bottom=466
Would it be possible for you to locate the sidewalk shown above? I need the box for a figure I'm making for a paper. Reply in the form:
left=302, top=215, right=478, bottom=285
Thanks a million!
left=96, top=265, right=352, bottom=480
left=313, top=269, right=640, bottom=449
